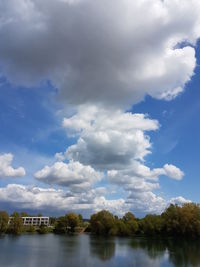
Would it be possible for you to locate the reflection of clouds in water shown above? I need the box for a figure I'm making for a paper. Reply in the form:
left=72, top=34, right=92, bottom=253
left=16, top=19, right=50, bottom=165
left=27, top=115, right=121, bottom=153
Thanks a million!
left=1, top=235, right=200, bottom=267
left=115, top=239, right=167, bottom=267
left=163, top=250, right=170, bottom=261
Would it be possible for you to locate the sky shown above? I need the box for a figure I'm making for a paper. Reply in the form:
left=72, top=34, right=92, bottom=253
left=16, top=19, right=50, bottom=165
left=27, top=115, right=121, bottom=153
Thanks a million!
left=0, top=0, right=200, bottom=217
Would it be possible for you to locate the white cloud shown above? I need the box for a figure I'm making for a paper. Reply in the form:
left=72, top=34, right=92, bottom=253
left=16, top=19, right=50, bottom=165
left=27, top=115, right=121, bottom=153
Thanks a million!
left=0, top=0, right=193, bottom=215
left=0, top=0, right=200, bottom=107
left=59, top=106, right=185, bottom=214
left=0, top=184, right=128, bottom=216
left=170, top=196, right=191, bottom=205
left=63, top=106, right=159, bottom=169
left=163, top=164, right=184, bottom=180
left=35, top=160, right=103, bottom=192
left=127, top=192, right=191, bottom=215
left=0, top=183, right=191, bottom=216
left=107, top=161, right=184, bottom=185
left=127, top=191, right=167, bottom=214
left=54, top=152, right=65, bottom=162
left=0, top=153, right=26, bottom=178
left=107, top=160, right=184, bottom=213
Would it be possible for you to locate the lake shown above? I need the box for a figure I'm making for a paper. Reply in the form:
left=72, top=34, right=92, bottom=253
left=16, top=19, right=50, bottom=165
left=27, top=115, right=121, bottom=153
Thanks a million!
left=0, top=234, right=200, bottom=267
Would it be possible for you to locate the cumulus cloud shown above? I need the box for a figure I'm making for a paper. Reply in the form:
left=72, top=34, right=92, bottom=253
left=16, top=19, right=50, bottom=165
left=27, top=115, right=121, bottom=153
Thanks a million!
left=127, top=191, right=167, bottom=214
left=0, top=184, right=129, bottom=216
left=0, top=183, right=190, bottom=216
left=0, top=0, right=193, bottom=215
left=170, top=196, right=191, bottom=205
left=126, top=193, right=191, bottom=215
left=163, top=164, right=184, bottom=180
left=58, top=106, right=185, bottom=214
left=35, top=160, right=103, bottom=192
left=63, top=106, right=159, bottom=169
left=108, top=161, right=184, bottom=183
left=0, top=0, right=200, bottom=107
left=107, top=160, right=184, bottom=213
left=0, top=153, right=26, bottom=178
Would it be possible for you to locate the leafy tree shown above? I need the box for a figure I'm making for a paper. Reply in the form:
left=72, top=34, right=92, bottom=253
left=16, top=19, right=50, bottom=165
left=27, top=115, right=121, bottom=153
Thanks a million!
left=78, top=214, right=83, bottom=222
left=123, top=212, right=138, bottom=235
left=54, top=216, right=68, bottom=234
left=54, top=213, right=81, bottom=233
left=140, top=214, right=163, bottom=236
left=24, top=225, right=36, bottom=233
left=8, top=212, right=23, bottom=234
left=161, top=203, right=200, bottom=237
left=38, top=224, right=49, bottom=234
left=123, top=212, right=136, bottom=222
left=162, top=204, right=182, bottom=236
left=0, top=211, right=9, bottom=233
left=49, top=217, right=57, bottom=226
left=116, top=219, right=130, bottom=236
left=66, top=213, right=80, bottom=232
left=178, top=203, right=200, bottom=237
left=90, top=210, right=116, bottom=236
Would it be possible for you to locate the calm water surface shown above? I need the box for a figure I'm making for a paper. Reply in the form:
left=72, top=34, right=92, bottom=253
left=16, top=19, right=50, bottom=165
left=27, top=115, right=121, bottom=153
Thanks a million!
left=0, top=234, right=200, bottom=267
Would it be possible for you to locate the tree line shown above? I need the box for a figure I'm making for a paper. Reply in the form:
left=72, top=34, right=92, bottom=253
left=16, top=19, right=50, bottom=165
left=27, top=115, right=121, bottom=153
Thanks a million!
left=89, top=203, right=200, bottom=238
left=0, top=211, right=85, bottom=235
left=1, top=203, right=200, bottom=238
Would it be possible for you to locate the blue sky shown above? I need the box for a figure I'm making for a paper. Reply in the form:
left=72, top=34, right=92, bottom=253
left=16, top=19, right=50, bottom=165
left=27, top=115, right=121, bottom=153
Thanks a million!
left=0, top=0, right=200, bottom=217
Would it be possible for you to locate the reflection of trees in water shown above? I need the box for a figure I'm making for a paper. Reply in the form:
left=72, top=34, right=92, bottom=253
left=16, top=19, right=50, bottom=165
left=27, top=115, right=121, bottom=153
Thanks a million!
left=130, top=238, right=166, bottom=259
left=58, top=234, right=80, bottom=256
left=130, top=237, right=200, bottom=267
left=89, top=236, right=115, bottom=261
left=167, top=239, right=200, bottom=267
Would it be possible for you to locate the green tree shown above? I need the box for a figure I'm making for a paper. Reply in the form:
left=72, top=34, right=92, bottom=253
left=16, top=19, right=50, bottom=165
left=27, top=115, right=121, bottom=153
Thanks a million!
left=116, top=219, right=130, bottom=236
left=38, top=224, right=49, bottom=234
left=0, top=211, right=9, bottom=233
left=66, top=213, right=80, bottom=232
left=178, top=203, right=200, bottom=237
left=49, top=217, right=57, bottom=226
left=140, top=214, right=163, bottom=236
left=162, top=204, right=182, bottom=236
left=78, top=214, right=83, bottom=225
left=8, top=212, right=23, bottom=234
left=54, top=216, right=67, bottom=234
left=24, top=225, right=36, bottom=233
left=123, top=212, right=138, bottom=235
left=90, top=210, right=116, bottom=236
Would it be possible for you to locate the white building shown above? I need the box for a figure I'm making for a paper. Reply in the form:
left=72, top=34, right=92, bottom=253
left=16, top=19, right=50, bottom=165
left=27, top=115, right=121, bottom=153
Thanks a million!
left=22, top=217, right=49, bottom=226
left=9, top=217, right=49, bottom=226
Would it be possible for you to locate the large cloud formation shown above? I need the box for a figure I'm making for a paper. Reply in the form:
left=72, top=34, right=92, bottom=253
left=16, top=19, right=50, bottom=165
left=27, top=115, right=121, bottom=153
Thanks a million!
left=0, top=0, right=197, bottom=215
left=0, top=184, right=128, bottom=216
left=0, top=183, right=190, bottom=215
left=0, top=0, right=200, bottom=107
left=57, top=105, right=185, bottom=214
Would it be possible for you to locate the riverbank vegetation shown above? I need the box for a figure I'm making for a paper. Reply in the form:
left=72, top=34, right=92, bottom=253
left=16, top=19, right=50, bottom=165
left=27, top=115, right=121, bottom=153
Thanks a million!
left=89, top=203, right=200, bottom=238
left=0, top=203, right=200, bottom=238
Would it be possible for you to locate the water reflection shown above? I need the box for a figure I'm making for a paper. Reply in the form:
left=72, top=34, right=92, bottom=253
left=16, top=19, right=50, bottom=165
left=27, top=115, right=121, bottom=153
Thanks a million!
left=130, top=238, right=167, bottom=259
left=130, top=237, right=200, bottom=267
left=0, top=234, right=200, bottom=267
left=89, top=236, right=115, bottom=261
left=167, top=239, right=200, bottom=267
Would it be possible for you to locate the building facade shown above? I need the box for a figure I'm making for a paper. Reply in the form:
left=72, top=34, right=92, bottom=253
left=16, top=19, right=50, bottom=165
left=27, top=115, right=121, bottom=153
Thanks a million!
left=9, top=217, right=49, bottom=226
